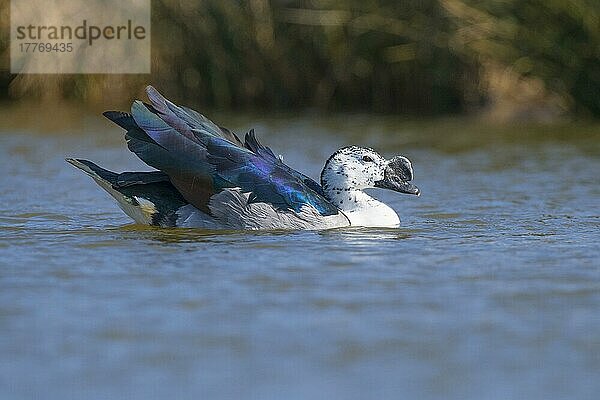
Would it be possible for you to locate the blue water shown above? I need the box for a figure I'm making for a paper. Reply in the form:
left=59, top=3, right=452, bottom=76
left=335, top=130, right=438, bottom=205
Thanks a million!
left=1, top=118, right=599, bottom=399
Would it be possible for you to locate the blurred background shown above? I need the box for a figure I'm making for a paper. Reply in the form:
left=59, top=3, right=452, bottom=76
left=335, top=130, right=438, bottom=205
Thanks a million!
left=2, top=3, right=600, bottom=400
left=1, top=0, right=599, bottom=121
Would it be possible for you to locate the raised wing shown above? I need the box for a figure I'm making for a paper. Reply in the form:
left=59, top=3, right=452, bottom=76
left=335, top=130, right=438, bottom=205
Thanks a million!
left=243, top=129, right=326, bottom=197
left=104, top=86, right=338, bottom=217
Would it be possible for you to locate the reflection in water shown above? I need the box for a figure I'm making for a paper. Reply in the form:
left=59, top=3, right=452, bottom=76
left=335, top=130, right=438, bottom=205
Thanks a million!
left=1, top=121, right=599, bottom=400
left=320, top=226, right=413, bottom=244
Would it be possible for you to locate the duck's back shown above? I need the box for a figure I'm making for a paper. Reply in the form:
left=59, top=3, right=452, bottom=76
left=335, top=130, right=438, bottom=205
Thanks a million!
left=67, top=158, right=349, bottom=230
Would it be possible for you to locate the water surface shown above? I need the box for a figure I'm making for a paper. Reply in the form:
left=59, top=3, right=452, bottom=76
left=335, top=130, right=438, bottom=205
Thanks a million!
left=1, top=117, right=599, bottom=399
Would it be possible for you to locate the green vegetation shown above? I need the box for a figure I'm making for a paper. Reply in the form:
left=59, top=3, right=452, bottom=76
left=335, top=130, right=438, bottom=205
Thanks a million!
left=1, top=0, right=598, bottom=119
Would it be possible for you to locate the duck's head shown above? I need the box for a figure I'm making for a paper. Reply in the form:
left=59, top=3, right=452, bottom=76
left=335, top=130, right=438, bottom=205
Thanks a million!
left=320, top=146, right=420, bottom=196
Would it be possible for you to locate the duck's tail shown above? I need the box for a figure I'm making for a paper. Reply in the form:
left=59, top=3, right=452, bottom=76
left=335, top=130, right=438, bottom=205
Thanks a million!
left=66, top=158, right=187, bottom=227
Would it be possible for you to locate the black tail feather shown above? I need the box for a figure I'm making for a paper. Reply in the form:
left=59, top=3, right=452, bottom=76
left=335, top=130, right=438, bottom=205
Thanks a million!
left=66, top=158, right=188, bottom=227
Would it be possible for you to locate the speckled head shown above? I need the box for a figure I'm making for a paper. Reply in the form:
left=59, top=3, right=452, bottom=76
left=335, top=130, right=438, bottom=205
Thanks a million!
left=320, top=146, right=420, bottom=196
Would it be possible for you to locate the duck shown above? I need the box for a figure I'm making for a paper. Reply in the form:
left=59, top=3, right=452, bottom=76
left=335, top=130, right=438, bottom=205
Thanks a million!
left=67, top=86, right=420, bottom=230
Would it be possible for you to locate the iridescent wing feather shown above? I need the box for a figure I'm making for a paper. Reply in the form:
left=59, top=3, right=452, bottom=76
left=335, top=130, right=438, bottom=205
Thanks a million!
left=103, top=86, right=338, bottom=218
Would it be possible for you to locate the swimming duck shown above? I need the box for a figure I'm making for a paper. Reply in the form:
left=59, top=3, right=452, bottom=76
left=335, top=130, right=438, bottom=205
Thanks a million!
left=67, top=86, right=419, bottom=229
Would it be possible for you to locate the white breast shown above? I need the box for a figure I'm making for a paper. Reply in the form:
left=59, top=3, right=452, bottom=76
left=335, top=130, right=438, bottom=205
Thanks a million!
left=343, top=200, right=400, bottom=228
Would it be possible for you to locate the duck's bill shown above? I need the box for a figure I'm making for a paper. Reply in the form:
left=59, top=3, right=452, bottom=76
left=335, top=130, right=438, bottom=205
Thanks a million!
left=375, top=163, right=420, bottom=196
left=375, top=177, right=420, bottom=196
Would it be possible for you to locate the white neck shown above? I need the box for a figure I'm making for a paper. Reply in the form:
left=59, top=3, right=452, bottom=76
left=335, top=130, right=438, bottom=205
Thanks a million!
left=325, top=189, right=400, bottom=228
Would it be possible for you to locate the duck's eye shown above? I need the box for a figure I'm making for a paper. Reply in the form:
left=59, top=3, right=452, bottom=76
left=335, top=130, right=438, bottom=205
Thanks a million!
left=362, top=155, right=374, bottom=163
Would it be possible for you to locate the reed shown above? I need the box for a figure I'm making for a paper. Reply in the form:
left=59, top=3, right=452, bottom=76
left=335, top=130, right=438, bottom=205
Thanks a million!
left=1, top=0, right=598, bottom=119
